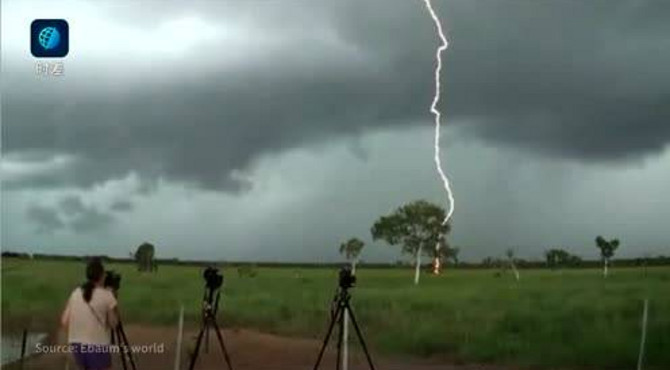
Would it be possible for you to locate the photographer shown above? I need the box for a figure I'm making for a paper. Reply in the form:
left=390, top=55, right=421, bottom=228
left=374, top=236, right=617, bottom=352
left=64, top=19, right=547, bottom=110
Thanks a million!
left=60, top=258, right=120, bottom=370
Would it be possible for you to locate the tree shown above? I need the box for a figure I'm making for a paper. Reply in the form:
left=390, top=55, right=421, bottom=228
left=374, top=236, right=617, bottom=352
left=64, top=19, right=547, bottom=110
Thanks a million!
left=371, top=200, right=450, bottom=285
left=545, top=249, right=567, bottom=269
left=595, top=236, right=620, bottom=277
left=134, top=242, right=156, bottom=272
left=545, top=249, right=558, bottom=269
left=339, top=238, right=365, bottom=274
left=506, top=248, right=520, bottom=281
left=445, top=246, right=460, bottom=266
left=545, top=248, right=582, bottom=269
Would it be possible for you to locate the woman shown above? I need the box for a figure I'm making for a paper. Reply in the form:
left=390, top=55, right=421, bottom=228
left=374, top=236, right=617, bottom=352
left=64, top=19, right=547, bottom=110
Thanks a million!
left=61, top=258, right=119, bottom=370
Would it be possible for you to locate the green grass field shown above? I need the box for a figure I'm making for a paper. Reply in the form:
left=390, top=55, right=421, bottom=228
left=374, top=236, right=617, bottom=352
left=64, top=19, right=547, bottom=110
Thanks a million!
left=2, top=259, right=669, bottom=369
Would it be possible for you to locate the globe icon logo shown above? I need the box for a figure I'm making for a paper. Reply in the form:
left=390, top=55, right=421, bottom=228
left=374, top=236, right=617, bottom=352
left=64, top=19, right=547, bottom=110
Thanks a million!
left=38, top=27, right=61, bottom=50
left=31, top=20, right=69, bottom=58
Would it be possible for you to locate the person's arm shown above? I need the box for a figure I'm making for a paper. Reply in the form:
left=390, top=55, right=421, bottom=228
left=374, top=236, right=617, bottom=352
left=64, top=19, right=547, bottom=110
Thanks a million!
left=58, top=299, right=71, bottom=345
left=60, top=297, right=72, bottom=328
left=108, top=306, right=120, bottom=329
left=106, top=289, right=120, bottom=329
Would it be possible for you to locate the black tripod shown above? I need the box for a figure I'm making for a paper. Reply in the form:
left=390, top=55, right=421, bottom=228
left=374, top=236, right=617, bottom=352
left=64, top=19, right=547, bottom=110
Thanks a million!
left=188, top=284, right=234, bottom=370
left=111, top=321, right=138, bottom=370
left=312, top=285, right=376, bottom=370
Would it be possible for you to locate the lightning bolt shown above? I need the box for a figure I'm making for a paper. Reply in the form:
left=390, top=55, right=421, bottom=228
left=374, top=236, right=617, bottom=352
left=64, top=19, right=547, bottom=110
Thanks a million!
left=423, top=0, right=454, bottom=261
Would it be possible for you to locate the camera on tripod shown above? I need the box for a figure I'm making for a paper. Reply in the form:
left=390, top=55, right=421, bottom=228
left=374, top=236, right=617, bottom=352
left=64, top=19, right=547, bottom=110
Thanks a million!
left=190, top=266, right=233, bottom=370
left=203, top=266, right=224, bottom=291
left=104, top=270, right=122, bottom=291
left=103, top=270, right=136, bottom=370
left=313, top=266, right=375, bottom=370
left=338, top=266, right=356, bottom=289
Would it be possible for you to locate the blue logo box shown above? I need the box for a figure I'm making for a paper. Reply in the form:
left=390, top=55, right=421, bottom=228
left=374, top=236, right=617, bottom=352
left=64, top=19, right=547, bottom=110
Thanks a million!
left=31, top=19, right=69, bottom=58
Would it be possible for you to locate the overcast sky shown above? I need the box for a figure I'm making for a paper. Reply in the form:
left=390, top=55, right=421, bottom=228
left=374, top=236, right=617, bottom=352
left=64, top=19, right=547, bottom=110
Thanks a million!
left=2, top=0, right=669, bottom=262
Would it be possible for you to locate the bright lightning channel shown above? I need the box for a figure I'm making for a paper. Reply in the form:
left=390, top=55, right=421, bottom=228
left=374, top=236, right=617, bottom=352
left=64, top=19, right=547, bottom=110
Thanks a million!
left=423, top=0, right=455, bottom=258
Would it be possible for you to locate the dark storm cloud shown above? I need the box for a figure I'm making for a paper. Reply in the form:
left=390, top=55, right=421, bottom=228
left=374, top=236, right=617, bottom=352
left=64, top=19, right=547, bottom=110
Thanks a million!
left=110, top=200, right=134, bottom=212
left=58, top=196, right=115, bottom=232
left=4, top=0, right=670, bottom=191
left=437, top=0, right=670, bottom=161
left=25, top=196, right=116, bottom=233
left=69, top=208, right=114, bottom=233
left=59, top=195, right=86, bottom=215
left=26, top=205, right=65, bottom=234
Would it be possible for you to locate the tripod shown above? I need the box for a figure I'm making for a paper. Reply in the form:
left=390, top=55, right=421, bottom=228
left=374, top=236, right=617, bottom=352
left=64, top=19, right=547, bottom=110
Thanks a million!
left=312, top=286, right=376, bottom=370
left=188, top=285, right=234, bottom=370
left=110, top=320, right=138, bottom=370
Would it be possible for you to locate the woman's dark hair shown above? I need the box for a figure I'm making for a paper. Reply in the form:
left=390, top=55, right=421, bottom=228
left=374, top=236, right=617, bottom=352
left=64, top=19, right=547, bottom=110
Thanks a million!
left=81, top=258, right=105, bottom=303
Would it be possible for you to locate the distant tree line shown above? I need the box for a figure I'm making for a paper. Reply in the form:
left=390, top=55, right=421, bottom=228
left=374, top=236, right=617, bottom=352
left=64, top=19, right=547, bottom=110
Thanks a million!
left=3, top=250, right=670, bottom=269
left=477, top=254, right=670, bottom=269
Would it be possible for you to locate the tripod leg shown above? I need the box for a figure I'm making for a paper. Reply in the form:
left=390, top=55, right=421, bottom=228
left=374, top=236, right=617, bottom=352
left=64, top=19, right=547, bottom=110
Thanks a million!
left=210, top=316, right=234, bottom=370
left=312, top=303, right=343, bottom=370
left=204, top=324, right=210, bottom=354
left=188, top=325, right=207, bottom=370
left=116, top=328, right=129, bottom=370
left=110, top=329, right=128, bottom=370
left=345, top=305, right=376, bottom=370
left=118, top=324, right=138, bottom=370
left=336, top=311, right=344, bottom=370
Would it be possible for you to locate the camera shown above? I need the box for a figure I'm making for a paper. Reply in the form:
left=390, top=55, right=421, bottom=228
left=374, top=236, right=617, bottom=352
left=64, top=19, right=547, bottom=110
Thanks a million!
left=338, top=266, right=356, bottom=289
left=203, top=266, right=223, bottom=290
left=104, top=270, right=122, bottom=291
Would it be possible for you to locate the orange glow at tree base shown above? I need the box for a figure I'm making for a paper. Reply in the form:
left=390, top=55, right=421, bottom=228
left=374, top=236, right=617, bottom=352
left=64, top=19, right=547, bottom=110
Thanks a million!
left=432, top=257, right=441, bottom=275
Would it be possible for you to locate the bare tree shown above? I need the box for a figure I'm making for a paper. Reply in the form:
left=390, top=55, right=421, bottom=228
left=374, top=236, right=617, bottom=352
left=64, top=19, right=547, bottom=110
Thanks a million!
left=506, top=248, right=520, bottom=281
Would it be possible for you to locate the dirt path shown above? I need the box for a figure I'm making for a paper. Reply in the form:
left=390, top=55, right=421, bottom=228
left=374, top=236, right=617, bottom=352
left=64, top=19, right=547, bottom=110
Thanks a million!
left=9, top=325, right=507, bottom=370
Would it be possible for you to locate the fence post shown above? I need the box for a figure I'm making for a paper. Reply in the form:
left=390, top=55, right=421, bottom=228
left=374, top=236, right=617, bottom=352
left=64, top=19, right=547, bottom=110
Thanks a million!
left=637, top=298, right=649, bottom=370
left=174, top=304, right=185, bottom=370
left=19, top=328, right=28, bottom=370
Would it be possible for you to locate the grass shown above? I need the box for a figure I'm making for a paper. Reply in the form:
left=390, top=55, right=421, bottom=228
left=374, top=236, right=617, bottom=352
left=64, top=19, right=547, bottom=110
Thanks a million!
left=2, top=258, right=669, bottom=369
